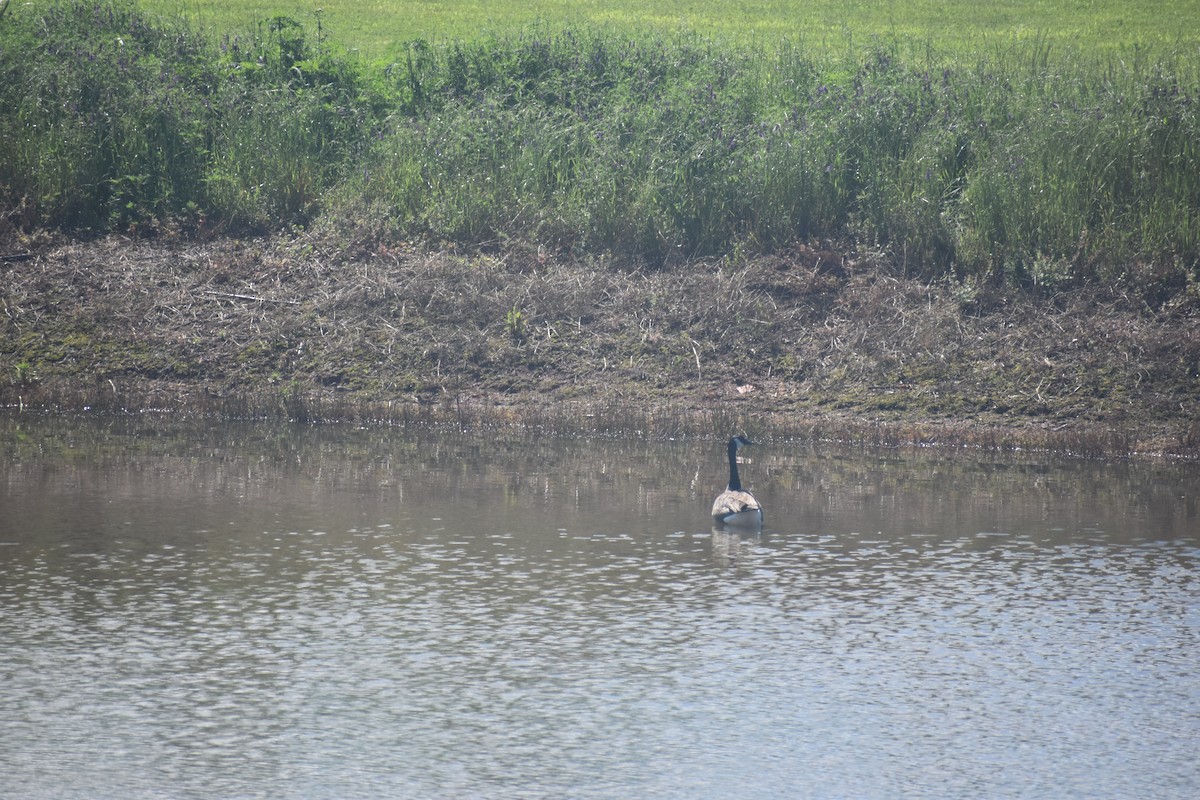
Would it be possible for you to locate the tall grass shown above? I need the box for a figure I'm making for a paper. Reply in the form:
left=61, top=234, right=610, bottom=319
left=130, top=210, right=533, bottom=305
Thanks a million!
left=0, top=1, right=213, bottom=230
left=2, top=1, right=1198, bottom=297
left=0, top=0, right=377, bottom=232
left=345, top=30, right=1200, bottom=289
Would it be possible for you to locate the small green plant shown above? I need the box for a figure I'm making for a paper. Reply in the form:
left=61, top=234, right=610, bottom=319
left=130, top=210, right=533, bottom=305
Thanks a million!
left=505, top=305, right=527, bottom=343
left=279, top=379, right=312, bottom=422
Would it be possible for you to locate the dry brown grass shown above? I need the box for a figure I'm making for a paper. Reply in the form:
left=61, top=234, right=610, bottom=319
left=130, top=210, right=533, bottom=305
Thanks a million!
left=2, top=233, right=1196, bottom=458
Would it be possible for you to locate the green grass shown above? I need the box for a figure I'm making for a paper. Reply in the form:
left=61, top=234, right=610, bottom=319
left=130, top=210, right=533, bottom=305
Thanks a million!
left=143, top=0, right=1200, bottom=63
left=2, top=0, right=1198, bottom=302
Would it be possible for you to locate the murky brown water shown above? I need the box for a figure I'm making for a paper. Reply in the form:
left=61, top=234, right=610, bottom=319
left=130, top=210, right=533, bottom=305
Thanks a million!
left=2, top=416, right=1198, bottom=799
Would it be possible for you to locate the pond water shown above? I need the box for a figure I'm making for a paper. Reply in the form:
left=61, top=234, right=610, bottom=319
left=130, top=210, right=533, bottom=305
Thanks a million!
left=1, top=416, right=1198, bottom=799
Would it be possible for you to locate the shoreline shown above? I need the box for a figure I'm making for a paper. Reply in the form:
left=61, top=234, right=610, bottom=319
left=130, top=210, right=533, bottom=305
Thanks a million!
left=2, top=234, right=1196, bottom=460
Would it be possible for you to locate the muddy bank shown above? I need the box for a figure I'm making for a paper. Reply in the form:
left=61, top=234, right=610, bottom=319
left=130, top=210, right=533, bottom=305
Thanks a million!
left=2, top=233, right=1197, bottom=458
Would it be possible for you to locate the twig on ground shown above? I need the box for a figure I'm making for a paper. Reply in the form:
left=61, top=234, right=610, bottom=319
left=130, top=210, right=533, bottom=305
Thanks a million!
left=201, top=289, right=298, bottom=305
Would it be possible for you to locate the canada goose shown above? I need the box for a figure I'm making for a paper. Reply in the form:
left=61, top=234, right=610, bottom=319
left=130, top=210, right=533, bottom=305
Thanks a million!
left=711, top=435, right=763, bottom=527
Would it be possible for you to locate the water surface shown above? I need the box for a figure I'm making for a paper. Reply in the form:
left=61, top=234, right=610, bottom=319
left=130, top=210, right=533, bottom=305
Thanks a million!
left=2, top=417, right=1198, bottom=799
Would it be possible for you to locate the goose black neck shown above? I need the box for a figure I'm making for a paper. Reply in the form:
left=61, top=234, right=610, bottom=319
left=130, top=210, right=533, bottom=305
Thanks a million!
left=726, top=439, right=743, bottom=492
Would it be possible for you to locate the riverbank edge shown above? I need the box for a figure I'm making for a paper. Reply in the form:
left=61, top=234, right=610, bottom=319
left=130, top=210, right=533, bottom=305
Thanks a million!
left=2, top=233, right=1196, bottom=460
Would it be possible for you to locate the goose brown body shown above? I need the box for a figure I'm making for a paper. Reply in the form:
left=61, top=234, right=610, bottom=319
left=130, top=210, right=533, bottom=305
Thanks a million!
left=711, top=436, right=763, bottom=527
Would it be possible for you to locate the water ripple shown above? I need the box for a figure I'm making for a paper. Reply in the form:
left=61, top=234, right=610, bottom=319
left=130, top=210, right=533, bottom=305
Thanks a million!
left=2, top=421, right=1198, bottom=799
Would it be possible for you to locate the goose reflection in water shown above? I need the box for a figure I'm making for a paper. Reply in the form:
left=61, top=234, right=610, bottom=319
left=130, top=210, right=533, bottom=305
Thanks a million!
left=710, top=526, right=765, bottom=567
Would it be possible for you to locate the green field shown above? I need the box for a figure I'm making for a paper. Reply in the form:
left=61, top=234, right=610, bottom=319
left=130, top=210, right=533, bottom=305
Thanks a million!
left=144, top=0, right=1200, bottom=62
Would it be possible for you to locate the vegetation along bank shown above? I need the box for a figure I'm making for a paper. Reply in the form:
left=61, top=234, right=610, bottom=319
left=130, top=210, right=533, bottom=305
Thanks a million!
left=1, top=2, right=1197, bottom=456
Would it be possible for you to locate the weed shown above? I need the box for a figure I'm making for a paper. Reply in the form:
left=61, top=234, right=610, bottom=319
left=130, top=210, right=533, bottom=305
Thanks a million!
left=505, top=306, right=527, bottom=343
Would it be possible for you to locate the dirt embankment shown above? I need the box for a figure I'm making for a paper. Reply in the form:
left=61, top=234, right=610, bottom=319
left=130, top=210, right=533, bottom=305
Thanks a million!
left=2, top=232, right=1197, bottom=458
